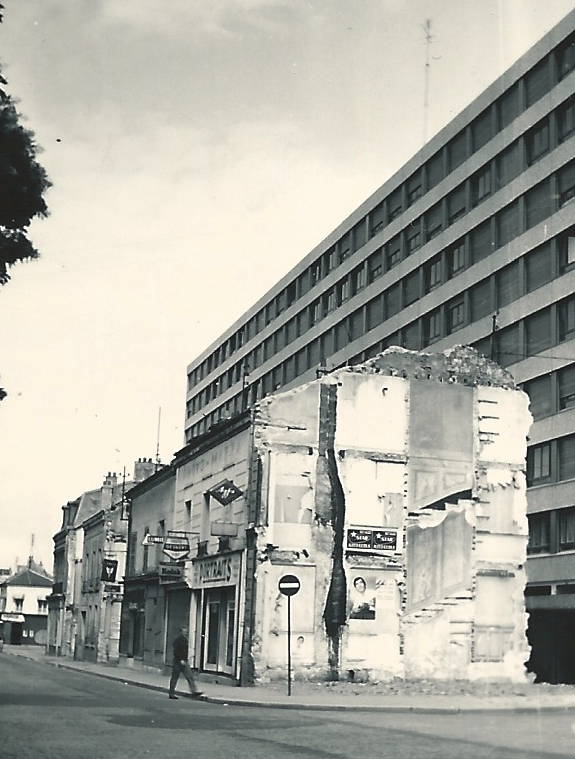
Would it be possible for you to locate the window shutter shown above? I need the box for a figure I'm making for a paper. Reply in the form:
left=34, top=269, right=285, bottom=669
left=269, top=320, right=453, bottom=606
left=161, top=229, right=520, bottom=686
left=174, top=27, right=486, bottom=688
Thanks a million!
left=497, top=200, right=520, bottom=247
left=560, top=436, right=575, bottom=481
left=470, top=279, right=492, bottom=320
left=525, top=242, right=553, bottom=292
left=472, top=108, right=493, bottom=152
left=526, top=309, right=552, bottom=356
left=525, top=58, right=550, bottom=108
left=525, top=178, right=553, bottom=229
left=525, top=375, right=552, bottom=418
left=559, top=364, right=575, bottom=409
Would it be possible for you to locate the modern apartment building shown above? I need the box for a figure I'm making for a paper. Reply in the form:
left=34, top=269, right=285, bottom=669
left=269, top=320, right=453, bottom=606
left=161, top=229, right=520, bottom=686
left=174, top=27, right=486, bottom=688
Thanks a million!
left=184, top=12, right=575, bottom=681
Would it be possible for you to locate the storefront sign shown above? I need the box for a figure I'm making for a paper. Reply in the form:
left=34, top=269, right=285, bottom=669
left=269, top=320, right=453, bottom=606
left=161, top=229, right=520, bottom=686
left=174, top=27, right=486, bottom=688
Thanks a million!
left=163, top=533, right=190, bottom=561
left=159, top=563, right=184, bottom=584
left=208, top=479, right=243, bottom=506
left=190, top=551, right=242, bottom=589
left=101, top=558, right=118, bottom=582
left=346, top=527, right=399, bottom=553
left=1, top=613, right=25, bottom=623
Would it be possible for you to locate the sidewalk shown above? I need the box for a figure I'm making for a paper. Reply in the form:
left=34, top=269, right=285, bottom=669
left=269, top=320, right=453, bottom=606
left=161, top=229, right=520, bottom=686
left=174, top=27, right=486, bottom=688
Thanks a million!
left=4, top=645, right=575, bottom=714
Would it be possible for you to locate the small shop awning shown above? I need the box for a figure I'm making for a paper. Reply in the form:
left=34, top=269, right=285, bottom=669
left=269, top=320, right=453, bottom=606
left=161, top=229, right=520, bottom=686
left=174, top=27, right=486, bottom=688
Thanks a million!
left=1, top=613, right=25, bottom=623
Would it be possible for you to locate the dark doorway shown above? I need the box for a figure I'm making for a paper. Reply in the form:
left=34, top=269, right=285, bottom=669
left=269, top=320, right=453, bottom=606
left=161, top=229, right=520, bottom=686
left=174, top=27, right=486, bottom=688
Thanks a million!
left=527, top=610, right=575, bottom=684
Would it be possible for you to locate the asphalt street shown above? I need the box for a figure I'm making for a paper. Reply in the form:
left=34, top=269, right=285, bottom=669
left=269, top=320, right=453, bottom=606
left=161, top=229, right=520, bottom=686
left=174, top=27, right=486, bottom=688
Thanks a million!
left=1, top=655, right=575, bottom=759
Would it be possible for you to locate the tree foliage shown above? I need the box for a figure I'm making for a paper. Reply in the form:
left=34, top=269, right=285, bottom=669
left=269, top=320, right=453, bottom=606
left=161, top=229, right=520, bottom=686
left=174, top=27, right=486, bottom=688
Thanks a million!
left=0, top=2, right=51, bottom=285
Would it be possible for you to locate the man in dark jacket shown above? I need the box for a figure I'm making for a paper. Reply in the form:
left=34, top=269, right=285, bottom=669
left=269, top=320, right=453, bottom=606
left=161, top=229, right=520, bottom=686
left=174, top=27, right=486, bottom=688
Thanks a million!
left=168, top=626, right=202, bottom=700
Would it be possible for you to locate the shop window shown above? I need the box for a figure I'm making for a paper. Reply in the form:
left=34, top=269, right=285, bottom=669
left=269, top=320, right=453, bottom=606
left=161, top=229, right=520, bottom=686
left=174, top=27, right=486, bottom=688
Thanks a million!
left=525, top=57, right=551, bottom=108
left=424, top=256, right=442, bottom=292
left=526, top=119, right=550, bottom=165
left=447, top=184, right=466, bottom=225
left=559, top=435, right=575, bottom=482
left=527, top=512, right=551, bottom=554
left=524, top=374, right=553, bottom=419
left=496, top=141, right=522, bottom=188
left=559, top=295, right=575, bottom=342
left=525, top=242, right=554, bottom=292
left=472, top=164, right=492, bottom=206
left=527, top=442, right=551, bottom=485
left=447, top=240, right=466, bottom=278
left=559, top=507, right=575, bottom=550
left=559, top=364, right=575, bottom=410
left=558, top=161, right=575, bottom=207
left=426, top=149, right=444, bottom=190
left=470, top=278, right=492, bottom=321
left=447, top=298, right=465, bottom=333
left=526, top=308, right=553, bottom=356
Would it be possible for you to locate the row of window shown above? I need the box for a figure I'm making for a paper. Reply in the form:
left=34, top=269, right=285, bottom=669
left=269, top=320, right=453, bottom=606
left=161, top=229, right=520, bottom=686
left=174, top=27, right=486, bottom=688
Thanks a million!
left=186, top=153, right=575, bottom=419
left=188, top=35, right=575, bottom=392
left=528, top=506, right=575, bottom=554
left=527, top=434, right=575, bottom=487
left=523, top=364, right=575, bottom=420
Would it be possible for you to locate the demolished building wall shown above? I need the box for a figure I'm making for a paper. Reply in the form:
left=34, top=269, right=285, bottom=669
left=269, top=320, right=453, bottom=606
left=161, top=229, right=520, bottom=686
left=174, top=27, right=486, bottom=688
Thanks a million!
left=249, top=346, right=532, bottom=683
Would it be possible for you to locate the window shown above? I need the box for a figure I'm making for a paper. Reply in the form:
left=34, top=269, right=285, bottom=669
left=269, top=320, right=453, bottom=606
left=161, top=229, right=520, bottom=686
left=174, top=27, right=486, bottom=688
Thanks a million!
left=472, top=165, right=492, bottom=205
left=385, top=283, right=401, bottom=317
left=311, top=300, right=323, bottom=325
left=497, top=200, right=520, bottom=248
left=447, top=184, right=466, bottom=224
left=559, top=98, right=575, bottom=142
left=527, top=178, right=554, bottom=232
left=448, top=130, right=467, bottom=172
left=526, top=57, right=551, bottom=107
left=424, top=203, right=443, bottom=240
left=558, top=34, right=575, bottom=80
left=37, top=598, right=48, bottom=613
left=366, top=294, right=384, bottom=331
left=559, top=435, right=575, bottom=482
left=497, top=82, right=520, bottom=130
left=403, top=270, right=420, bottom=306
left=426, top=150, right=444, bottom=190
left=524, top=374, right=553, bottom=419
left=494, top=323, right=521, bottom=367
left=527, top=513, right=550, bottom=554
left=338, top=279, right=350, bottom=304
left=527, top=442, right=551, bottom=485
left=349, top=309, right=364, bottom=340
left=496, top=261, right=520, bottom=308
left=447, top=298, right=465, bottom=333
left=470, top=220, right=493, bottom=263
left=324, top=248, right=336, bottom=274
left=424, top=309, right=442, bottom=345
left=386, top=235, right=401, bottom=269
left=526, top=308, right=552, bottom=356
left=559, top=507, right=575, bottom=550
left=339, top=246, right=351, bottom=263
left=370, top=202, right=385, bottom=237
left=470, top=279, right=492, bottom=321
left=424, top=256, right=442, bottom=292
left=14, top=597, right=24, bottom=612
left=525, top=242, right=553, bottom=292
left=558, top=161, right=575, bottom=207
left=402, top=321, right=419, bottom=351
left=352, top=266, right=366, bottom=295
left=447, top=240, right=466, bottom=277
left=310, top=260, right=322, bottom=287
left=496, top=141, right=521, bottom=187
left=472, top=107, right=493, bottom=152
left=387, top=188, right=402, bottom=221
left=559, top=364, right=575, bottom=410
left=559, top=296, right=575, bottom=341
left=405, top=227, right=421, bottom=255
left=526, top=119, right=550, bottom=165
left=353, top=218, right=367, bottom=250
left=407, top=171, right=422, bottom=205
left=368, top=249, right=383, bottom=282
left=325, top=289, right=337, bottom=313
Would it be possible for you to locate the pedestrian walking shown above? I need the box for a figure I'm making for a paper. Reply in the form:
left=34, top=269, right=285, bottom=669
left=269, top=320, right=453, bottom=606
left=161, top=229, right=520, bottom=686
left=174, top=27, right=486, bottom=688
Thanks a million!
left=168, top=626, right=203, bottom=700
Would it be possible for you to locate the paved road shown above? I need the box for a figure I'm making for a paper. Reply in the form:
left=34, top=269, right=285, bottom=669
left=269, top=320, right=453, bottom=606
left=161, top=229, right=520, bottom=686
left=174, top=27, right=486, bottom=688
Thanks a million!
left=2, top=655, right=575, bottom=758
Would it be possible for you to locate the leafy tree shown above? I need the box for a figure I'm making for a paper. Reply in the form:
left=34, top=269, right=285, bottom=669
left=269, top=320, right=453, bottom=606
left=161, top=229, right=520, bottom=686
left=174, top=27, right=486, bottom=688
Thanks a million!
left=0, top=2, right=51, bottom=286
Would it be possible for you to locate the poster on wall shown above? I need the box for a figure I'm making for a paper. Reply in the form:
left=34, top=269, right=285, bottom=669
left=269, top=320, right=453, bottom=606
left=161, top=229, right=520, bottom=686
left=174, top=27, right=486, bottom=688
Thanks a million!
left=348, top=575, right=376, bottom=620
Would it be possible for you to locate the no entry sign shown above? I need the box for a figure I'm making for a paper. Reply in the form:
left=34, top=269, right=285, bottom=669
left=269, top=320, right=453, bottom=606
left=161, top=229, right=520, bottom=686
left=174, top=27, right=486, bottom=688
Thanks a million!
left=278, top=574, right=301, bottom=597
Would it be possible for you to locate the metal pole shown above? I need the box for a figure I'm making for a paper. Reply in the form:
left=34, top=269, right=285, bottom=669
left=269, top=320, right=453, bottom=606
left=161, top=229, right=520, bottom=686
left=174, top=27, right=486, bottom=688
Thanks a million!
left=287, top=594, right=292, bottom=696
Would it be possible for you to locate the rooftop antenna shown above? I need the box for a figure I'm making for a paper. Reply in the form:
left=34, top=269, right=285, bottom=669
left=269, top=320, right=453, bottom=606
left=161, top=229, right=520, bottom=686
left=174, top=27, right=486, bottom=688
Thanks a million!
left=422, top=19, right=435, bottom=145
left=155, top=406, right=161, bottom=471
left=28, top=534, right=34, bottom=568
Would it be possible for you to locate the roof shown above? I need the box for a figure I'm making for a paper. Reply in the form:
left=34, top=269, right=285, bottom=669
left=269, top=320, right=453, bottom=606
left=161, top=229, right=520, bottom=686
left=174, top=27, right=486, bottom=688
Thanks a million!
left=4, top=567, right=53, bottom=588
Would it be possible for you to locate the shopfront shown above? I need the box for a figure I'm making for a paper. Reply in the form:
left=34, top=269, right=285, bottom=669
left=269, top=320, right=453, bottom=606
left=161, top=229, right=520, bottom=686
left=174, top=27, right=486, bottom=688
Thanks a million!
left=190, top=551, right=243, bottom=678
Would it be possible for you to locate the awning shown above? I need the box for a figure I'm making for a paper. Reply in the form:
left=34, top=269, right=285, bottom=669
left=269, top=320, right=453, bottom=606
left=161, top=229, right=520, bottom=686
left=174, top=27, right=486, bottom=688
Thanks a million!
left=1, top=613, right=25, bottom=623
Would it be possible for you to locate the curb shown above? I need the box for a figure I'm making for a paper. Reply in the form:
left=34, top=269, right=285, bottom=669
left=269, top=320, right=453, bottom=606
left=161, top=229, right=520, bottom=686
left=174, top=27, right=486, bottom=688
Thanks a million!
left=5, top=651, right=575, bottom=714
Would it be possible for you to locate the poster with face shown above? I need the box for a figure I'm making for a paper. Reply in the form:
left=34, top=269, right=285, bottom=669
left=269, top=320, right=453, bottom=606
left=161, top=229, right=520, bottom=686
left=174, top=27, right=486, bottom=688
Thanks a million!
left=349, top=574, right=376, bottom=620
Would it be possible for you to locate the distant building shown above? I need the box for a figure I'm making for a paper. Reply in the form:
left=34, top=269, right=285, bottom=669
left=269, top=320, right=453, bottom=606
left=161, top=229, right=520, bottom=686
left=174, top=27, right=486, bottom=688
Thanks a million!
left=182, top=12, right=575, bottom=683
left=0, top=565, right=53, bottom=646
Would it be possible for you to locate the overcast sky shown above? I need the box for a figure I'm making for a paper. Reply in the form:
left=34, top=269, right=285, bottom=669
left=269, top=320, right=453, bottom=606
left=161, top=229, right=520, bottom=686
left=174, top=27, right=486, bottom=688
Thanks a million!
left=0, top=0, right=573, bottom=571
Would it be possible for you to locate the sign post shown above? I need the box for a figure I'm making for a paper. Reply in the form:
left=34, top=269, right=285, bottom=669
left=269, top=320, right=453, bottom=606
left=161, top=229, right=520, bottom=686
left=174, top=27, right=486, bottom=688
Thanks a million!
left=278, top=573, right=300, bottom=696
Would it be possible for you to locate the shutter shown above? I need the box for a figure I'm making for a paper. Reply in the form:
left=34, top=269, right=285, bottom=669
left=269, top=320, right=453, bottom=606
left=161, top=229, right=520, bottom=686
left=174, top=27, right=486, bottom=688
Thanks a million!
left=498, top=83, right=520, bottom=129
left=525, top=242, right=553, bottom=292
left=403, top=271, right=420, bottom=305
left=558, top=161, right=575, bottom=205
left=403, top=321, right=419, bottom=350
left=470, top=279, right=492, bottom=320
left=525, top=58, right=550, bottom=107
left=425, top=202, right=443, bottom=239
left=448, top=184, right=466, bottom=223
left=525, top=179, right=553, bottom=229
left=448, top=130, right=467, bottom=171
left=560, top=436, right=575, bottom=481
left=367, top=294, right=384, bottom=330
left=526, top=309, right=552, bottom=356
left=495, top=323, right=521, bottom=366
left=559, top=364, right=575, bottom=409
left=472, top=107, right=493, bottom=151
left=497, top=200, right=520, bottom=247
left=470, top=220, right=492, bottom=263
left=386, top=284, right=401, bottom=317
left=426, top=150, right=444, bottom=190
left=525, top=375, right=552, bottom=418
left=370, top=202, right=385, bottom=236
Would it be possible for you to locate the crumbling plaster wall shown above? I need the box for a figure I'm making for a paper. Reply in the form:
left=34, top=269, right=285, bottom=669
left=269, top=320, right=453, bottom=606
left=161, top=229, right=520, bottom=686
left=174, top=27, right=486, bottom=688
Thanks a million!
left=250, top=347, right=532, bottom=683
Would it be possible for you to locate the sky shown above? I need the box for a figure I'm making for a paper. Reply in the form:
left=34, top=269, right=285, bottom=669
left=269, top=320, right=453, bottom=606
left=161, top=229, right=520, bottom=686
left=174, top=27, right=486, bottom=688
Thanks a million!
left=0, top=0, right=574, bottom=571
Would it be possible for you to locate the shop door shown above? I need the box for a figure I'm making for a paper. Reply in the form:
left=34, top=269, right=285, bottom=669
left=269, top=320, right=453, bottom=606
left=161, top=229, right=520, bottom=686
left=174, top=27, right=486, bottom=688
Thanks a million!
left=202, top=588, right=236, bottom=675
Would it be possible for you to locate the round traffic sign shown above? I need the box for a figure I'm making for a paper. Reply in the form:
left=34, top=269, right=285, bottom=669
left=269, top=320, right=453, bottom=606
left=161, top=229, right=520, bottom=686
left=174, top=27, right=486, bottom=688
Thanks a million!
left=278, top=574, right=300, bottom=597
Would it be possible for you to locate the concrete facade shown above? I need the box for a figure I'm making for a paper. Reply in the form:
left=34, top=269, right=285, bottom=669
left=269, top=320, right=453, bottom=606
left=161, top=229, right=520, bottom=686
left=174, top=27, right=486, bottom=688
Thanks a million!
left=248, top=347, right=531, bottom=682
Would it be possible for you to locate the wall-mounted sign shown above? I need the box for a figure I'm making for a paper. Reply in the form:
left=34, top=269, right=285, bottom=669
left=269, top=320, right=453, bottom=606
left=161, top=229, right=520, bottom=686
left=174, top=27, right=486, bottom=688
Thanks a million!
left=101, top=559, right=118, bottom=582
left=189, top=551, right=242, bottom=589
left=104, top=583, right=122, bottom=593
left=159, top=563, right=184, bottom=584
left=163, top=533, right=190, bottom=561
left=142, top=534, right=164, bottom=546
left=208, top=479, right=243, bottom=506
left=346, top=527, right=399, bottom=553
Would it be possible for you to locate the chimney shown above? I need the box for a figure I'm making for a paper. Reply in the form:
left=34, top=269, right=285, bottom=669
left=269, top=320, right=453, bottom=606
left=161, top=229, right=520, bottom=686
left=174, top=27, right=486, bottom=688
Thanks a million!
left=101, top=471, right=118, bottom=511
left=133, top=457, right=156, bottom=483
